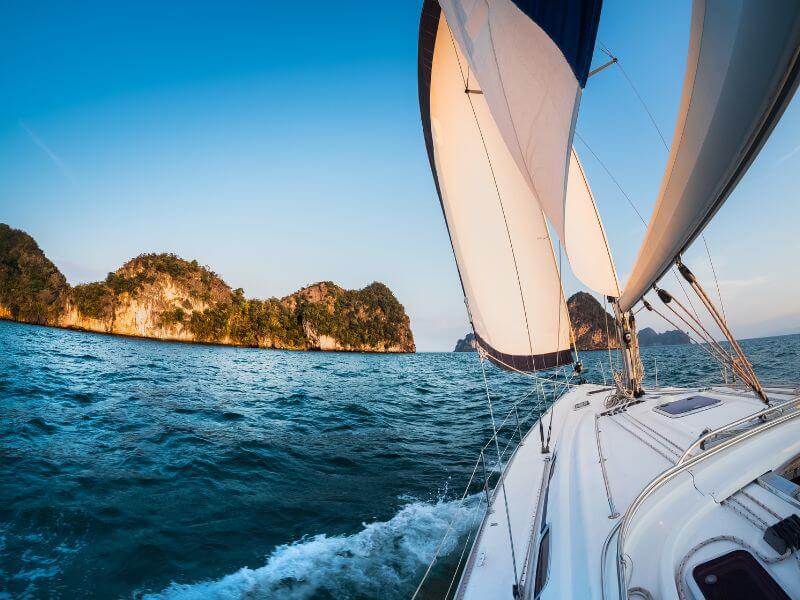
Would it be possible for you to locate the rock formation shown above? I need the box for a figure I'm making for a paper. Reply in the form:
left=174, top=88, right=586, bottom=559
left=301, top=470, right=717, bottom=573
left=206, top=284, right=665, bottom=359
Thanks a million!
left=637, top=327, right=690, bottom=347
left=453, top=333, right=477, bottom=352
left=0, top=224, right=415, bottom=353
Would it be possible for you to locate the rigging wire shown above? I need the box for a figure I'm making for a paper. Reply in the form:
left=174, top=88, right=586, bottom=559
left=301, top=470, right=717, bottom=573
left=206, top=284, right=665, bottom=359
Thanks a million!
left=446, top=25, right=538, bottom=364
left=479, top=356, right=520, bottom=585
left=602, top=45, right=729, bottom=325
left=702, top=235, right=728, bottom=322
left=574, top=128, right=703, bottom=323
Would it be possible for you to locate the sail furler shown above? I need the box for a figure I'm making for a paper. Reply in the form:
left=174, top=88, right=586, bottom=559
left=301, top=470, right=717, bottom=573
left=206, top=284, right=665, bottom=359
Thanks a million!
left=619, top=0, right=800, bottom=312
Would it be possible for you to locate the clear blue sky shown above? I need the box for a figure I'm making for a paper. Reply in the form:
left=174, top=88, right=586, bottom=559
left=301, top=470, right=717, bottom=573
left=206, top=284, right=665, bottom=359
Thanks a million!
left=1, top=1, right=798, bottom=350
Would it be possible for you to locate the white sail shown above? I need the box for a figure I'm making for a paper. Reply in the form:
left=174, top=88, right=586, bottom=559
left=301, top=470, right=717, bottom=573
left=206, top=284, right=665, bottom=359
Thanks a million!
left=619, top=0, right=800, bottom=312
left=437, top=0, right=601, bottom=247
left=565, top=148, right=620, bottom=298
left=420, top=6, right=572, bottom=370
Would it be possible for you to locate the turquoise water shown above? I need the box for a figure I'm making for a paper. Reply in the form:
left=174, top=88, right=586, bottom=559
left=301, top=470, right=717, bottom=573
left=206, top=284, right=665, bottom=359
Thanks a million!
left=0, top=320, right=797, bottom=599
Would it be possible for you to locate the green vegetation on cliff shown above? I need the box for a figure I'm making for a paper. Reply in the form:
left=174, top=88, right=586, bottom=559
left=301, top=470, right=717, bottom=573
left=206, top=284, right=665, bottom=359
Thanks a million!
left=297, top=282, right=408, bottom=349
left=0, top=224, right=415, bottom=352
left=72, top=282, right=115, bottom=320
left=0, top=224, right=69, bottom=324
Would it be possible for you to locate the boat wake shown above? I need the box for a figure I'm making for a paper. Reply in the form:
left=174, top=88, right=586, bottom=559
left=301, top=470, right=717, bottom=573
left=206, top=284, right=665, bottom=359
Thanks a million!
left=145, top=495, right=482, bottom=600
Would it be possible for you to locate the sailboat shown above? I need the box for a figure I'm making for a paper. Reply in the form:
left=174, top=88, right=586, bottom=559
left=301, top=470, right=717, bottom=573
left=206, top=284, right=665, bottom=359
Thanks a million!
left=414, top=0, right=800, bottom=598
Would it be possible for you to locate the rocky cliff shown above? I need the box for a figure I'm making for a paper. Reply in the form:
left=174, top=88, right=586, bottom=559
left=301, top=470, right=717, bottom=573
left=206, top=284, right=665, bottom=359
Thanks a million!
left=454, top=333, right=477, bottom=352
left=454, top=292, right=689, bottom=352
left=0, top=224, right=415, bottom=353
left=567, top=291, right=620, bottom=351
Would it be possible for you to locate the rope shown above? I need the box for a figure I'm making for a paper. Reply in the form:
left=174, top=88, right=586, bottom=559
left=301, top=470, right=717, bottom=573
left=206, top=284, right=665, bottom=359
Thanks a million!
left=628, top=587, right=655, bottom=600
left=574, top=133, right=702, bottom=321
left=611, top=58, right=669, bottom=152
left=611, top=46, right=728, bottom=328
left=607, top=416, right=675, bottom=464
left=444, top=521, right=477, bottom=599
left=657, top=291, right=755, bottom=387
left=479, top=356, right=520, bottom=585
left=621, top=412, right=684, bottom=455
left=680, top=269, right=767, bottom=402
left=701, top=235, right=727, bottom=323
left=411, top=358, right=570, bottom=597
left=446, top=27, right=537, bottom=363
left=643, top=298, right=733, bottom=380
left=739, top=489, right=782, bottom=521
left=575, top=132, right=646, bottom=224
left=724, top=496, right=769, bottom=530
left=675, top=536, right=791, bottom=600
left=410, top=455, right=483, bottom=600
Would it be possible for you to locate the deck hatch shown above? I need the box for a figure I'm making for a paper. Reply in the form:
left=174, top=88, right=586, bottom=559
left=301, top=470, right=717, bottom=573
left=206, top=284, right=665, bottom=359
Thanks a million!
left=691, top=549, right=789, bottom=599
left=653, top=395, right=721, bottom=418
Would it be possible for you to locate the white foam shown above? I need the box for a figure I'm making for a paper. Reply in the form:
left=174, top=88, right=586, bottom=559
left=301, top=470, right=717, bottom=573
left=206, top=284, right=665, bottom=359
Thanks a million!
left=146, top=495, right=481, bottom=600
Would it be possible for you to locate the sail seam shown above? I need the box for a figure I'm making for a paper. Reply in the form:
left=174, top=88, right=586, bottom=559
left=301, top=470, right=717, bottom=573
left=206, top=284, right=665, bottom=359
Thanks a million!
left=446, top=24, right=537, bottom=362
left=482, top=10, right=572, bottom=366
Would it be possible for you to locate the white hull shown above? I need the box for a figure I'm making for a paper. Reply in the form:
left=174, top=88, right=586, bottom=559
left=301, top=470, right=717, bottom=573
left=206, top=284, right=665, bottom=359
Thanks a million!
left=456, top=383, right=800, bottom=599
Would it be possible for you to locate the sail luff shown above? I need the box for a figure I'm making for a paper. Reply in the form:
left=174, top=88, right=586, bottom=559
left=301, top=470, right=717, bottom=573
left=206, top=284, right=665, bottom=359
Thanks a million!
left=618, top=0, right=800, bottom=312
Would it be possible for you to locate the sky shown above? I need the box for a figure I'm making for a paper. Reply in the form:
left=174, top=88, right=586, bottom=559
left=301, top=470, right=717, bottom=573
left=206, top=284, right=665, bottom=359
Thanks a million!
left=1, top=1, right=798, bottom=351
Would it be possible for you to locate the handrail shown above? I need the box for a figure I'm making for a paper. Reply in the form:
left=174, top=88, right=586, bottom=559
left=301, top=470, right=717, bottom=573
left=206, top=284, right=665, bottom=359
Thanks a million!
left=615, top=404, right=800, bottom=598
left=595, top=414, right=620, bottom=519
left=678, top=396, right=800, bottom=463
left=601, top=520, right=623, bottom=600
left=519, top=455, right=553, bottom=598
left=413, top=379, right=565, bottom=599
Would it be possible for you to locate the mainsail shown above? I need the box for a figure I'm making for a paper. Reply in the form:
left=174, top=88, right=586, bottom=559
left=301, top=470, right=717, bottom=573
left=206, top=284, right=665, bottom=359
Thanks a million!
left=619, top=0, right=800, bottom=312
left=419, top=0, right=604, bottom=370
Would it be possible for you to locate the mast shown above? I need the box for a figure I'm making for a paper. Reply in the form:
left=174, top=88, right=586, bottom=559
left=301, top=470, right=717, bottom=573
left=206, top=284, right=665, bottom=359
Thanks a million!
left=611, top=299, right=643, bottom=398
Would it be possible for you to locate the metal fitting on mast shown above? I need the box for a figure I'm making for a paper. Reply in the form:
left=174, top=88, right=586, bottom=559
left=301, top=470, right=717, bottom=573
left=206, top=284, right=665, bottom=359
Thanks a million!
left=611, top=298, right=644, bottom=398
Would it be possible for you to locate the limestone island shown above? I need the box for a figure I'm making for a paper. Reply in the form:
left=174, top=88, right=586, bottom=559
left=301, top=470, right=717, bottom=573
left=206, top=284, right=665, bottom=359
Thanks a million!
left=0, top=223, right=415, bottom=353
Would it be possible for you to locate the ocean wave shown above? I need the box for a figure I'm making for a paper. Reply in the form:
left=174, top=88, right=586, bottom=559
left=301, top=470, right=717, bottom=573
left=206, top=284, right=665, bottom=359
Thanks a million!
left=145, top=495, right=482, bottom=600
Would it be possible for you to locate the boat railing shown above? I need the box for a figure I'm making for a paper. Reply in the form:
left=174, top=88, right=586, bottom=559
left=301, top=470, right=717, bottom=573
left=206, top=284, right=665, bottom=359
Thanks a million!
left=678, top=394, right=800, bottom=463
left=411, top=375, right=565, bottom=600
left=614, top=392, right=800, bottom=599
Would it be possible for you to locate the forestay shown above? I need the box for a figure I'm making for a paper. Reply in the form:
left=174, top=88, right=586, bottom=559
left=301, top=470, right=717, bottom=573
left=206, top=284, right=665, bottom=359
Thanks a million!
left=619, top=0, right=800, bottom=312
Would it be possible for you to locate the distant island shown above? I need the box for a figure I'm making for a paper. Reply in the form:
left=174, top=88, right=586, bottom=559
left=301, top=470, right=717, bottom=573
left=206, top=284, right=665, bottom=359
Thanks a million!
left=637, top=327, right=691, bottom=347
left=454, top=332, right=477, bottom=352
left=454, top=291, right=689, bottom=352
left=0, top=224, right=415, bottom=353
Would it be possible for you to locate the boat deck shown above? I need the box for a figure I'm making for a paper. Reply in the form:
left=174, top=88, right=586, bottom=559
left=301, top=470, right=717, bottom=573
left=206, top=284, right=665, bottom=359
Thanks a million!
left=455, top=383, right=800, bottom=600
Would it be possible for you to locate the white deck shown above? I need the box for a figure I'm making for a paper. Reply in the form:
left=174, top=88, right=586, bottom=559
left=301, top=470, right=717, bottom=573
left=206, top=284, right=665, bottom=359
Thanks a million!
left=455, top=383, right=800, bottom=600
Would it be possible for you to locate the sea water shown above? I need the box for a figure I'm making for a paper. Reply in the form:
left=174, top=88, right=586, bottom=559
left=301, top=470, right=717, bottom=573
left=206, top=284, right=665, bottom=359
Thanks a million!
left=0, top=320, right=797, bottom=598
